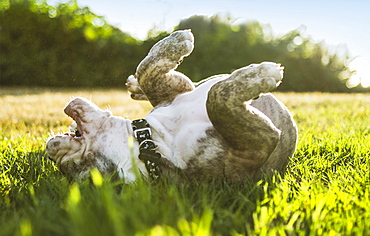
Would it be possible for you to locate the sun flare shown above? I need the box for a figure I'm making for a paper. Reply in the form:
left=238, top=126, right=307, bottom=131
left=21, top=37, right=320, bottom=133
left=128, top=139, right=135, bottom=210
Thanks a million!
left=349, top=57, right=370, bottom=88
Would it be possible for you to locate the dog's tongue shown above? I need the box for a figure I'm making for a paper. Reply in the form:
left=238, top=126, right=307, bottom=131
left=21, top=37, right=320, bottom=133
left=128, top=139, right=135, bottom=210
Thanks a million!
left=64, top=132, right=76, bottom=137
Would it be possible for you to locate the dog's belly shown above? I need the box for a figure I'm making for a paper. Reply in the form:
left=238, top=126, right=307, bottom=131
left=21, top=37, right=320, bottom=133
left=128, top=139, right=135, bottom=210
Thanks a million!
left=146, top=77, right=227, bottom=168
left=149, top=113, right=231, bottom=180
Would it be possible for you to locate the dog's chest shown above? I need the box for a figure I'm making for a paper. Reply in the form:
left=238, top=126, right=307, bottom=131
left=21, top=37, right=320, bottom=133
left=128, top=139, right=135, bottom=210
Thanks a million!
left=146, top=82, right=230, bottom=170
left=153, top=118, right=229, bottom=178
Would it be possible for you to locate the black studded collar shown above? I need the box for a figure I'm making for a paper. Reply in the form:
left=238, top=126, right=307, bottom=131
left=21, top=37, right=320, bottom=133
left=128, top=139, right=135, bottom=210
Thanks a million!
left=131, top=119, right=161, bottom=180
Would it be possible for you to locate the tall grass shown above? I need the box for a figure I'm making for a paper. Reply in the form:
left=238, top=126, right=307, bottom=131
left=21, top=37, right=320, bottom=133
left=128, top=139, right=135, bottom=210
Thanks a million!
left=0, top=88, right=369, bottom=235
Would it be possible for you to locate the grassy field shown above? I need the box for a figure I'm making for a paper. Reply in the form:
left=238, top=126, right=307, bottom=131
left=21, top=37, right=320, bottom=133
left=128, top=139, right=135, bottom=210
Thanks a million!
left=0, top=87, right=369, bottom=236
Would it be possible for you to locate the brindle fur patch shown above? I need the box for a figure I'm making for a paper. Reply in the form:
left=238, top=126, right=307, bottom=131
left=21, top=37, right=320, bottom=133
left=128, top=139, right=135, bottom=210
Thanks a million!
left=60, top=152, right=118, bottom=180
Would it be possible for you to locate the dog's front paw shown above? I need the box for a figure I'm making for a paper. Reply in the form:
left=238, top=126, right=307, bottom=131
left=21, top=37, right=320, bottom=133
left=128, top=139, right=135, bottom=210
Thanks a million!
left=149, top=29, right=194, bottom=64
left=126, top=75, right=148, bottom=101
left=126, top=75, right=142, bottom=93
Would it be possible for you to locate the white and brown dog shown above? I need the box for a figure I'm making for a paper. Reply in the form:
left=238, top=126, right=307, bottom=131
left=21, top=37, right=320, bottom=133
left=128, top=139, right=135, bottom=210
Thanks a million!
left=46, top=30, right=298, bottom=183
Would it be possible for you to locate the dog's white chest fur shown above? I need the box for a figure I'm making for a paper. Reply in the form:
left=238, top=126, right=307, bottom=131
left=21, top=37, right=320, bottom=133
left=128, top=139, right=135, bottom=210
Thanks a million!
left=146, top=77, right=222, bottom=169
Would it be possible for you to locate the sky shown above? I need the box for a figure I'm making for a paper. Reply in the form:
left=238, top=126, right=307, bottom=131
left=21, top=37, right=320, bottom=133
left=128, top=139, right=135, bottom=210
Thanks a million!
left=48, top=0, right=370, bottom=88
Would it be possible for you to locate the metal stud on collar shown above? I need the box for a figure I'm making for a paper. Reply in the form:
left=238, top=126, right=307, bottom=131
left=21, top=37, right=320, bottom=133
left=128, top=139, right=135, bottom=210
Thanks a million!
left=132, top=119, right=161, bottom=180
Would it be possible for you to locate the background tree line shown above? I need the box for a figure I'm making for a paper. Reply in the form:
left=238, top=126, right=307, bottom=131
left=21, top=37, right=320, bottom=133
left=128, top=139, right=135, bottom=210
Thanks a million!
left=1, top=0, right=368, bottom=92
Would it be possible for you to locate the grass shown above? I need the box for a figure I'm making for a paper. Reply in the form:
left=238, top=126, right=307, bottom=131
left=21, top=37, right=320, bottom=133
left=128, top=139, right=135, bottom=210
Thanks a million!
left=0, top=88, right=369, bottom=236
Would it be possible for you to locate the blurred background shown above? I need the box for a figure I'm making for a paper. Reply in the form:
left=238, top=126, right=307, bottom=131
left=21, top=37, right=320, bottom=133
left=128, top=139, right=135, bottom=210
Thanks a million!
left=1, top=0, right=369, bottom=92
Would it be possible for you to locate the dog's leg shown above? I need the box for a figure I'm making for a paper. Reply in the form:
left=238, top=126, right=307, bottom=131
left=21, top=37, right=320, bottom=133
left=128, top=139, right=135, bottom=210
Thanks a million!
left=206, top=63, right=284, bottom=166
left=132, top=30, right=195, bottom=107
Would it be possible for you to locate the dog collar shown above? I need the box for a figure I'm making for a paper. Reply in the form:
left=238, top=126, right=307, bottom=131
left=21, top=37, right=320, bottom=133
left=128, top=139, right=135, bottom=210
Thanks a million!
left=132, top=119, right=161, bottom=180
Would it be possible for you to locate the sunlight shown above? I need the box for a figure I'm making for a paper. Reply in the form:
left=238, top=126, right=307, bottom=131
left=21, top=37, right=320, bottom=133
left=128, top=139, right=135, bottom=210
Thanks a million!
left=349, top=57, right=370, bottom=88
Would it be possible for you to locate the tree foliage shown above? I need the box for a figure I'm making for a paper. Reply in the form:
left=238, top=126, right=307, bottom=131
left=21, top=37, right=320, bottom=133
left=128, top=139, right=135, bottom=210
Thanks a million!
left=0, top=0, right=145, bottom=87
left=1, top=0, right=367, bottom=92
left=175, top=15, right=357, bottom=92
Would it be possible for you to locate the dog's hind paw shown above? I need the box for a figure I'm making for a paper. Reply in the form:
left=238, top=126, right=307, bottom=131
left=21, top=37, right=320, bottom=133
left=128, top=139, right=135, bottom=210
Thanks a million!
left=230, top=62, right=284, bottom=95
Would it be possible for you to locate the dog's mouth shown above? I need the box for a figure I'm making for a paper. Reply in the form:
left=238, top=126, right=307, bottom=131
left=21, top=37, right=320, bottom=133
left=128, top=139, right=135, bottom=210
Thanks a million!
left=63, top=103, right=85, bottom=138
left=65, top=121, right=83, bottom=138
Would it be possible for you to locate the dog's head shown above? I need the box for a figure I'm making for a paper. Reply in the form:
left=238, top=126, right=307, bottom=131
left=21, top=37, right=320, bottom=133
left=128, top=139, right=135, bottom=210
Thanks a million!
left=46, top=97, right=139, bottom=182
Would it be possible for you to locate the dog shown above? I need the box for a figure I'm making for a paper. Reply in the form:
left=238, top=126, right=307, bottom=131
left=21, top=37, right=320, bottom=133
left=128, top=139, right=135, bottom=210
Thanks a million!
left=46, top=30, right=298, bottom=183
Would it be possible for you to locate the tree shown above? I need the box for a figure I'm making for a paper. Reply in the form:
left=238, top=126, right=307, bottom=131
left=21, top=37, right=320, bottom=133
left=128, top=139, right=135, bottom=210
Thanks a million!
left=1, top=1, right=366, bottom=92
left=0, top=0, right=144, bottom=87
left=175, top=15, right=356, bottom=92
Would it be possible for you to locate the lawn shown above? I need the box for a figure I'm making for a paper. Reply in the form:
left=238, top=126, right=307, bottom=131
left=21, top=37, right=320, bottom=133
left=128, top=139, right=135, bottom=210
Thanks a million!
left=0, top=88, right=369, bottom=236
